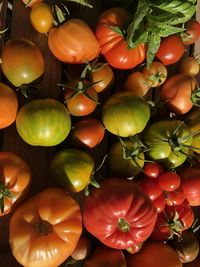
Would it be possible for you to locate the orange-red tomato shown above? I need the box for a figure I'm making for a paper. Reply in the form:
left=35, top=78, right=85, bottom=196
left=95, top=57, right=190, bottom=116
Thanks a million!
left=30, top=3, right=54, bottom=33
left=179, top=57, right=200, bottom=77
left=22, top=0, right=43, bottom=8
left=9, top=187, right=82, bottom=267
left=123, top=72, right=150, bottom=96
left=0, top=152, right=31, bottom=216
left=48, top=19, right=100, bottom=63
left=142, top=61, right=167, bottom=87
left=0, top=82, right=18, bottom=129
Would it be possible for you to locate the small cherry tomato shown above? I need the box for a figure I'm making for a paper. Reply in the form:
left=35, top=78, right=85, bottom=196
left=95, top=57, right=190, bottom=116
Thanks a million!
left=139, top=178, right=163, bottom=201
left=142, top=61, right=167, bottom=87
left=123, top=72, right=150, bottom=96
left=158, top=171, right=181, bottom=192
left=166, top=187, right=185, bottom=206
left=179, top=56, right=200, bottom=77
left=152, top=193, right=166, bottom=213
left=181, top=19, right=200, bottom=46
left=143, top=162, right=164, bottom=179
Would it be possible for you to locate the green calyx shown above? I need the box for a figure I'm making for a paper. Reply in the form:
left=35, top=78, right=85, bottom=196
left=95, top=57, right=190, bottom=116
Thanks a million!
left=0, top=184, right=13, bottom=213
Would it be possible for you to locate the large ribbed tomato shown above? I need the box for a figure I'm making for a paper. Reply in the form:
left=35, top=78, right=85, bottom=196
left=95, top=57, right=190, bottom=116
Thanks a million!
left=16, top=98, right=71, bottom=146
left=83, top=177, right=157, bottom=250
left=48, top=19, right=100, bottom=63
left=0, top=152, right=31, bottom=216
left=9, top=188, right=82, bottom=267
left=95, top=7, right=146, bottom=69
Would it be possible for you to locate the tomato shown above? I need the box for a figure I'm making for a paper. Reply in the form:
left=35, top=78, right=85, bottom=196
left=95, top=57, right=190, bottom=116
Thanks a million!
left=139, top=179, right=163, bottom=201
left=108, top=139, right=144, bottom=177
left=50, top=148, right=95, bottom=193
left=156, top=35, right=185, bottom=65
left=185, top=108, right=200, bottom=154
left=90, top=64, right=115, bottom=93
left=84, top=245, right=126, bottom=267
left=181, top=19, right=200, bottom=45
left=123, top=72, right=150, bottom=97
left=1, top=38, right=45, bottom=87
left=172, top=231, right=199, bottom=263
left=71, top=235, right=91, bottom=261
left=95, top=8, right=146, bottom=69
left=0, top=152, right=31, bottom=216
left=9, top=188, right=82, bottom=267
left=179, top=167, right=200, bottom=206
left=70, top=118, right=105, bottom=148
left=63, top=81, right=98, bottom=116
left=126, top=242, right=182, bottom=267
left=166, top=187, right=185, bottom=206
left=83, top=177, right=157, bottom=250
left=143, top=162, right=164, bottom=179
left=144, top=120, right=193, bottom=168
left=152, top=193, right=166, bottom=213
left=16, top=98, right=71, bottom=146
left=157, top=171, right=181, bottom=192
left=160, top=74, right=197, bottom=114
left=22, top=0, right=43, bottom=7
left=179, top=57, right=200, bottom=77
left=102, top=92, right=150, bottom=137
left=0, top=82, right=18, bottom=129
left=48, top=19, right=100, bottom=63
left=126, top=242, right=143, bottom=255
left=30, top=3, right=53, bottom=33
left=184, top=258, right=200, bottom=267
left=142, top=61, right=167, bottom=87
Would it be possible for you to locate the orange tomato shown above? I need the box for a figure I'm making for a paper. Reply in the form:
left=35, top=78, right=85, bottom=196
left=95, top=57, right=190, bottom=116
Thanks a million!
left=0, top=82, right=18, bottom=129
left=179, top=57, right=200, bottom=77
left=9, top=187, right=82, bottom=267
left=123, top=72, right=150, bottom=96
left=0, top=152, right=31, bottom=216
left=142, top=61, right=167, bottom=87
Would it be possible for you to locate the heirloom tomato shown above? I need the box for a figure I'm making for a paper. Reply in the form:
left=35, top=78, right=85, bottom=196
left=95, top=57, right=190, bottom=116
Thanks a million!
left=48, top=19, right=100, bottom=63
left=50, top=148, right=95, bottom=193
left=0, top=82, right=18, bottom=129
left=185, top=108, right=200, bottom=154
left=30, top=3, right=53, bottom=33
left=179, top=167, right=200, bottom=206
left=123, top=72, right=150, bottom=96
left=22, top=0, right=43, bottom=7
left=102, top=92, right=150, bottom=137
left=1, top=38, right=45, bottom=87
left=181, top=19, right=200, bottom=45
left=142, top=61, right=167, bottom=87
left=160, top=74, right=197, bottom=114
left=156, top=35, right=185, bottom=65
left=179, top=57, right=200, bottom=77
left=108, top=138, right=144, bottom=177
left=16, top=98, right=71, bottom=146
left=83, top=177, right=157, bottom=250
left=9, top=188, right=82, bottom=267
left=144, top=120, right=193, bottom=168
left=84, top=246, right=126, bottom=267
left=95, top=7, right=146, bottom=69
left=0, top=152, right=31, bottom=216
left=126, top=242, right=182, bottom=267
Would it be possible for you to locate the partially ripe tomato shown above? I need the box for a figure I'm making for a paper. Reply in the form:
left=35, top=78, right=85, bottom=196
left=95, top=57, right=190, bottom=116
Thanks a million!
left=142, top=61, right=167, bottom=87
left=123, top=72, right=150, bottom=96
left=71, top=235, right=91, bottom=261
left=1, top=38, right=45, bottom=87
left=179, top=57, right=200, bottom=77
left=182, top=19, right=200, bottom=46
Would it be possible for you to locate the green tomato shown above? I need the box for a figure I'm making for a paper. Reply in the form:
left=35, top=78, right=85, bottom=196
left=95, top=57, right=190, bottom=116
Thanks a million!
left=16, top=98, right=71, bottom=146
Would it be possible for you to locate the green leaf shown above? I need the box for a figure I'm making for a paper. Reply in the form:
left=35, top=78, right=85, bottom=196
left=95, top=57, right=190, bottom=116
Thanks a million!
left=128, top=31, right=149, bottom=49
left=67, top=0, right=93, bottom=8
left=0, top=198, right=4, bottom=213
left=159, top=24, right=185, bottom=37
left=146, top=33, right=161, bottom=69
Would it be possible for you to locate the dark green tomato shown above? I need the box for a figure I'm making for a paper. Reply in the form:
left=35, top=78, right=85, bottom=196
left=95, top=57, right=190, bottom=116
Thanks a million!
left=144, top=120, right=193, bottom=168
left=102, top=92, right=150, bottom=137
left=16, top=98, right=71, bottom=146
left=50, top=149, right=95, bottom=193
left=108, top=139, right=144, bottom=177
left=1, top=38, right=45, bottom=87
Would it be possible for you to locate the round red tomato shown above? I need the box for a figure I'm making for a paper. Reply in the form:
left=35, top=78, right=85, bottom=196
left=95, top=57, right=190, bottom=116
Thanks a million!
left=157, top=171, right=181, bottom=192
left=143, top=162, right=164, bottom=179
left=179, top=56, right=200, bottom=77
left=139, top=178, right=163, bottom=201
left=166, top=187, right=185, bottom=206
left=152, top=193, right=166, bottom=213
left=181, top=19, right=200, bottom=45
left=156, top=35, right=185, bottom=65
left=83, top=177, right=157, bottom=250
left=95, top=7, right=146, bottom=69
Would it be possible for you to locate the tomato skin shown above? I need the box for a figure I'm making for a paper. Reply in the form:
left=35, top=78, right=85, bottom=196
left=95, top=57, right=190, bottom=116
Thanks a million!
left=160, top=74, right=197, bottom=114
left=0, top=152, right=31, bottom=216
left=50, top=149, right=95, bottom=193
left=123, top=72, right=150, bottom=96
left=143, top=162, right=164, bottom=179
left=156, top=35, right=185, bottom=65
left=166, top=187, right=185, bottom=206
left=1, top=38, right=45, bottom=87
left=71, top=235, right=91, bottom=261
left=139, top=179, right=163, bottom=201
left=126, top=242, right=182, bottom=267
left=83, top=177, right=157, bottom=250
left=142, top=61, right=167, bottom=87
left=157, top=171, right=181, bottom=192
left=152, top=193, right=166, bottom=213
left=9, top=188, right=82, bottom=267
left=102, top=92, right=150, bottom=137
left=0, top=82, right=18, bottom=129
left=16, top=98, right=71, bottom=146
left=182, top=19, right=200, bottom=46
left=95, top=8, right=146, bottom=69
left=71, top=118, right=105, bottom=148
left=48, top=19, right=100, bottom=63
left=179, top=167, right=200, bottom=206
left=179, top=57, right=200, bottom=77
left=30, top=3, right=53, bottom=33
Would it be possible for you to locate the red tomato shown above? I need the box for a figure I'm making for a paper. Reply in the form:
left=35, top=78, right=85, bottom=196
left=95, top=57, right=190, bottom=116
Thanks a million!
left=179, top=56, right=200, bottom=77
left=48, top=19, right=100, bottom=63
left=83, top=177, right=157, bottom=250
left=95, top=8, right=146, bottom=69
left=142, top=61, right=167, bottom=87
left=166, top=187, right=185, bottom=206
left=143, top=162, right=164, bottom=179
left=156, top=35, right=185, bottom=65
left=182, top=19, right=200, bottom=45
left=152, top=193, right=166, bottom=213
left=70, top=118, right=105, bottom=148
left=158, top=171, right=181, bottom=192
left=139, top=178, right=163, bottom=201
left=123, top=72, right=150, bottom=96
left=179, top=167, right=200, bottom=206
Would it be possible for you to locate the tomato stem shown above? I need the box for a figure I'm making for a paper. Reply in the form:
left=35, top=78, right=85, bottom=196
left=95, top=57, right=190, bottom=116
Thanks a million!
left=0, top=184, right=13, bottom=213
left=118, top=217, right=130, bottom=232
